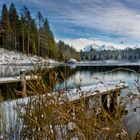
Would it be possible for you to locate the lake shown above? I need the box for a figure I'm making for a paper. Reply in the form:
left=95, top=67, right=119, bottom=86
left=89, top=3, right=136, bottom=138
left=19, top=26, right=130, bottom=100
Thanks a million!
left=0, top=65, right=140, bottom=139
left=0, top=65, right=140, bottom=100
left=53, top=65, right=140, bottom=92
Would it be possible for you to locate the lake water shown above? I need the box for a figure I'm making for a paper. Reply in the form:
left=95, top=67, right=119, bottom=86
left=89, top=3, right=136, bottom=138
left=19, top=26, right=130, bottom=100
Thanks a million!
left=53, top=65, right=140, bottom=92
left=0, top=65, right=140, bottom=139
left=0, top=65, right=140, bottom=100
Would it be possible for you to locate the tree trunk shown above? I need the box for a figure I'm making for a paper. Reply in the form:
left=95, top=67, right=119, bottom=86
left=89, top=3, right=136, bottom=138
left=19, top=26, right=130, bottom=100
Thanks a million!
left=28, top=32, right=29, bottom=54
left=38, top=33, right=40, bottom=56
left=9, top=32, right=12, bottom=49
left=22, top=32, right=24, bottom=52
left=15, top=36, right=16, bottom=50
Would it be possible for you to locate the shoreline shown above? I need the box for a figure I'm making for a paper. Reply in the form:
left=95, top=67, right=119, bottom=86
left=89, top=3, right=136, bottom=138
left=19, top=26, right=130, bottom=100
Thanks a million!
left=0, top=62, right=139, bottom=67
left=63, top=62, right=140, bottom=67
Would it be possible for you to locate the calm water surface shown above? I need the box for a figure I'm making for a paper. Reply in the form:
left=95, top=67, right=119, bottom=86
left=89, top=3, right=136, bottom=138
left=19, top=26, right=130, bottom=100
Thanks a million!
left=54, top=65, right=140, bottom=91
left=0, top=65, right=140, bottom=100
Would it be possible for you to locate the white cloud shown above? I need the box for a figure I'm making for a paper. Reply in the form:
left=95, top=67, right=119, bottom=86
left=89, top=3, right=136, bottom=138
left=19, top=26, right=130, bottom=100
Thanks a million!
left=64, top=4, right=140, bottom=40
left=40, top=0, right=140, bottom=40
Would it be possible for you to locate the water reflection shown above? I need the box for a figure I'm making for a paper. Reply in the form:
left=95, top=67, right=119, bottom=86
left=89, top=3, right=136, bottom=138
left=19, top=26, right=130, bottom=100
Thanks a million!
left=0, top=65, right=140, bottom=97
left=0, top=66, right=33, bottom=77
left=0, top=65, right=56, bottom=77
left=55, top=66, right=140, bottom=90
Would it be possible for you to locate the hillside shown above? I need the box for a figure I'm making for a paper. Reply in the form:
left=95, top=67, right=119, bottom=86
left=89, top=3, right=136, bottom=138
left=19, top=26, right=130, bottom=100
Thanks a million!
left=0, top=48, right=59, bottom=65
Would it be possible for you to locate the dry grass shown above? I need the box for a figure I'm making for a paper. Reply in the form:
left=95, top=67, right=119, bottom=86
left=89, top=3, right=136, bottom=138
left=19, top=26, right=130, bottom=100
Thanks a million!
left=16, top=71, right=137, bottom=140
left=135, top=130, right=140, bottom=140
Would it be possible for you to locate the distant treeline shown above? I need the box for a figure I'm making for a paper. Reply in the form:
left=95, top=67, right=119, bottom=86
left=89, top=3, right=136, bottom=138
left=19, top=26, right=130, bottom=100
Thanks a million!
left=0, top=3, right=79, bottom=61
left=80, top=48, right=140, bottom=61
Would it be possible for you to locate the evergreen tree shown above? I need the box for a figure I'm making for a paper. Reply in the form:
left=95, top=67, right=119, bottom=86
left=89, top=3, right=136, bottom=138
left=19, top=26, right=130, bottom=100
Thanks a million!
left=57, top=40, right=80, bottom=61
left=9, top=2, right=19, bottom=50
left=1, top=4, right=10, bottom=49
left=20, top=5, right=32, bottom=53
left=20, top=15, right=26, bottom=52
left=30, top=19, right=38, bottom=54
left=36, top=11, right=44, bottom=56
left=41, top=18, right=57, bottom=58
left=0, top=3, right=81, bottom=61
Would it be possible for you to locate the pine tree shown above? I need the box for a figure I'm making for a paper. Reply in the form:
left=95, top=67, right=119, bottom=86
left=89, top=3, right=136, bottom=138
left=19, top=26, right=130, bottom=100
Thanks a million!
left=9, top=2, right=19, bottom=50
left=41, top=18, right=57, bottom=58
left=20, top=15, right=25, bottom=52
left=36, top=11, right=44, bottom=56
left=0, top=3, right=75, bottom=61
left=30, top=19, right=38, bottom=54
left=21, top=5, right=32, bottom=54
left=1, top=4, right=10, bottom=49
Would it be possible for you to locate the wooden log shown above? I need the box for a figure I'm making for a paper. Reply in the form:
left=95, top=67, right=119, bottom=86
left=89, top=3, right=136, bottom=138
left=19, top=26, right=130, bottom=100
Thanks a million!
left=109, top=90, right=120, bottom=112
left=101, top=94, right=109, bottom=111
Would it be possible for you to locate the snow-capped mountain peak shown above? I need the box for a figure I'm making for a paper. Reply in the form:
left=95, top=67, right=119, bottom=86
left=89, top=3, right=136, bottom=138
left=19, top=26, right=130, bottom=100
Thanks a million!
left=124, top=47, right=131, bottom=50
left=124, top=45, right=140, bottom=50
left=83, top=44, right=94, bottom=52
left=133, top=45, right=140, bottom=49
left=99, top=45, right=114, bottom=51
left=83, top=44, right=115, bottom=52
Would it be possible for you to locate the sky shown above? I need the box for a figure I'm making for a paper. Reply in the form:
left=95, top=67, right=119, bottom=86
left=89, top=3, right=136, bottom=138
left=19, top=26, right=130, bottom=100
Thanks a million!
left=1, top=0, right=140, bottom=51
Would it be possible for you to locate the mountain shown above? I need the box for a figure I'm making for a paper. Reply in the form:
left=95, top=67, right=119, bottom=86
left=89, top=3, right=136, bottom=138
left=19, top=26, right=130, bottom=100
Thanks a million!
left=99, top=45, right=114, bottom=51
left=83, top=44, right=93, bottom=52
left=124, top=47, right=131, bottom=51
left=133, top=45, right=140, bottom=49
left=83, top=44, right=99, bottom=52
left=124, top=45, right=140, bottom=50
left=83, top=44, right=114, bottom=52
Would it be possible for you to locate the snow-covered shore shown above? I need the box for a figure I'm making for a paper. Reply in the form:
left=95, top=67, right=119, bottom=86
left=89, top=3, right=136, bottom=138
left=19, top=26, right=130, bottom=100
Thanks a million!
left=77, top=61, right=140, bottom=66
left=0, top=48, right=139, bottom=67
left=65, top=60, right=140, bottom=66
left=0, top=48, right=60, bottom=66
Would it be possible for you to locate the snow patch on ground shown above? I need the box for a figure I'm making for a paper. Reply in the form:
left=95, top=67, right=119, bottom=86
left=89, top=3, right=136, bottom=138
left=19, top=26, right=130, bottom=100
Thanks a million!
left=0, top=48, right=60, bottom=65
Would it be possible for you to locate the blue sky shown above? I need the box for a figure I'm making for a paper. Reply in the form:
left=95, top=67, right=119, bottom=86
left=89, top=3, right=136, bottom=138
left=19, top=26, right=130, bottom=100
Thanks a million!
left=1, top=0, right=140, bottom=50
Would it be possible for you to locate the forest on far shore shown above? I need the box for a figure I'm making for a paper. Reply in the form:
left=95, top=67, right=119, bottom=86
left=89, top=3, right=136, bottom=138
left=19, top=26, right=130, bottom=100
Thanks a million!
left=80, top=48, right=140, bottom=62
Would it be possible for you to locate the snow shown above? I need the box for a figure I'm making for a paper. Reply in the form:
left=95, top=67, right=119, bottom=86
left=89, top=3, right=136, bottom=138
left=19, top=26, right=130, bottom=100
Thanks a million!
left=67, top=82, right=128, bottom=101
left=83, top=43, right=140, bottom=52
left=67, top=59, right=78, bottom=64
left=133, top=45, right=140, bottom=49
left=100, top=44, right=114, bottom=51
left=83, top=44, right=115, bottom=52
left=124, top=47, right=131, bottom=50
left=83, top=44, right=94, bottom=52
left=0, top=48, right=60, bottom=65
left=0, top=75, right=38, bottom=84
left=67, top=60, right=140, bottom=66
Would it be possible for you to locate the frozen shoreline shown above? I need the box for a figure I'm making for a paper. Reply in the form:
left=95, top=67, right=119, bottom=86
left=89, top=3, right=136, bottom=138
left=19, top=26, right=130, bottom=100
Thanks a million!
left=0, top=48, right=139, bottom=67
left=65, top=60, right=140, bottom=66
left=0, top=48, right=61, bottom=66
